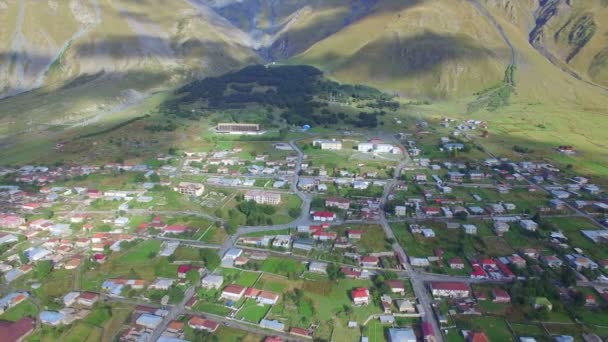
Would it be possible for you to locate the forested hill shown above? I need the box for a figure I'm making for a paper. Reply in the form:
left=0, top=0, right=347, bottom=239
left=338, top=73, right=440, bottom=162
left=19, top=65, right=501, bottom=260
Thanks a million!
left=163, top=64, right=399, bottom=128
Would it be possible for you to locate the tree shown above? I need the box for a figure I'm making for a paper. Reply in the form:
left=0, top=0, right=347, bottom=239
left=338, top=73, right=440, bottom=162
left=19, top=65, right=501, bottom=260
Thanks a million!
left=42, top=209, right=54, bottom=219
left=134, top=173, right=146, bottom=183
left=327, top=263, right=344, bottom=281
left=149, top=173, right=161, bottom=183
left=186, top=269, right=201, bottom=285
left=168, top=286, right=185, bottom=303
left=19, top=252, right=29, bottom=265
left=289, top=207, right=300, bottom=218
left=147, top=251, right=157, bottom=259
left=35, top=260, right=53, bottom=278
left=559, top=265, right=577, bottom=287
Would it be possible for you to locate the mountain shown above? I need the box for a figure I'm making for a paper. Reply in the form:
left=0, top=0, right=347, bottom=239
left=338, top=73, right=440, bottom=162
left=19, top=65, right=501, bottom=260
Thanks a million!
left=0, top=0, right=607, bottom=174
left=0, top=0, right=259, bottom=99
left=1, top=0, right=608, bottom=100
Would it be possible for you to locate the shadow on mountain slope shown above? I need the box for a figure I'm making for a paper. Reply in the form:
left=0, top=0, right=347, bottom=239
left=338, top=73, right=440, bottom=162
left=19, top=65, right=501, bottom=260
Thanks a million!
left=300, top=31, right=510, bottom=92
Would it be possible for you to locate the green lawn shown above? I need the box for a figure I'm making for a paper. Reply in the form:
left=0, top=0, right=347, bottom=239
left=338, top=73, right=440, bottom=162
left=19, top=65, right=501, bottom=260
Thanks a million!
left=234, top=271, right=260, bottom=287
left=331, top=224, right=392, bottom=253
left=261, top=257, right=306, bottom=277
left=83, top=305, right=112, bottom=326
left=218, top=268, right=260, bottom=287
left=365, top=320, right=388, bottom=342
left=118, top=240, right=161, bottom=263
left=193, top=302, right=232, bottom=316
left=254, top=274, right=292, bottom=293
left=509, top=323, right=547, bottom=340
left=242, top=228, right=293, bottom=237
left=0, top=300, right=38, bottom=321
left=452, top=316, right=513, bottom=342
left=62, top=323, right=102, bottom=342
left=235, top=299, right=271, bottom=323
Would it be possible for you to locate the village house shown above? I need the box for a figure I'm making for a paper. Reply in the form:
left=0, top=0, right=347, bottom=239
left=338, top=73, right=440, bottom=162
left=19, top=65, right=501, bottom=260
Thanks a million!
left=541, top=255, right=563, bottom=268
left=493, top=221, right=510, bottom=235
left=220, top=284, right=247, bottom=301
left=463, top=224, right=477, bottom=235
left=520, top=219, right=538, bottom=232
left=449, top=257, right=465, bottom=269
left=351, top=288, right=370, bottom=305
left=311, top=211, right=336, bottom=222
left=148, top=278, right=175, bottom=291
left=312, top=231, right=338, bottom=241
left=188, top=316, right=219, bottom=333
left=359, top=256, right=379, bottom=267
left=347, top=229, right=363, bottom=239
left=173, top=182, right=205, bottom=196
left=313, top=139, right=342, bottom=150
left=430, top=282, right=470, bottom=298
left=326, top=197, right=351, bottom=210
left=201, top=275, right=224, bottom=290
left=492, top=289, right=511, bottom=303
left=385, top=280, right=406, bottom=294
left=309, top=262, right=328, bottom=274
left=272, top=235, right=292, bottom=248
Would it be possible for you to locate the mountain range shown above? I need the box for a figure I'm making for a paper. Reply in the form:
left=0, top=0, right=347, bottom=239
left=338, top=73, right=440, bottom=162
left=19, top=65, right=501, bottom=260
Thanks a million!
left=1, top=0, right=608, bottom=171
left=1, top=0, right=608, bottom=100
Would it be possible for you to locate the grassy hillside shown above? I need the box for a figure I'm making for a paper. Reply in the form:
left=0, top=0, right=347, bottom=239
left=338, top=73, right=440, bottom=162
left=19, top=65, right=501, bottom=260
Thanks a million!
left=290, top=0, right=511, bottom=99
left=524, top=0, right=608, bottom=87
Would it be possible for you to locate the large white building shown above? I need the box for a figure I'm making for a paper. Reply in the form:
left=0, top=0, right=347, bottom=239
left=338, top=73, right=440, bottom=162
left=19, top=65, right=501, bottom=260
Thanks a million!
left=429, top=282, right=470, bottom=298
left=313, top=139, right=342, bottom=150
left=244, top=190, right=281, bottom=205
left=173, top=182, right=205, bottom=196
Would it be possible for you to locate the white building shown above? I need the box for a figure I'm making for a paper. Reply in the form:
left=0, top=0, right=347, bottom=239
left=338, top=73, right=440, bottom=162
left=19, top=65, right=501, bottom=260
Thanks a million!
left=244, top=190, right=281, bottom=205
left=201, top=275, right=224, bottom=289
left=313, top=139, right=342, bottom=150
left=173, top=182, right=205, bottom=196
left=520, top=219, right=538, bottom=232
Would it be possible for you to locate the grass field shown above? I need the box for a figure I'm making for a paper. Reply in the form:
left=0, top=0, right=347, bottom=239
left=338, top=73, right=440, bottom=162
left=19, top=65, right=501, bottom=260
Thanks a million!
left=81, top=242, right=179, bottom=291
left=218, top=268, right=261, bottom=288
left=235, top=299, right=271, bottom=323
left=254, top=273, right=293, bottom=293
left=261, top=257, right=306, bottom=278
left=117, top=240, right=161, bottom=263
left=193, top=301, right=232, bottom=316
left=365, top=320, right=388, bottom=342
left=0, top=300, right=38, bottom=321
left=331, top=224, right=392, bottom=252
left=61, top=323, right=102, bottom=342
left=451, top=316, right=513, bottom=342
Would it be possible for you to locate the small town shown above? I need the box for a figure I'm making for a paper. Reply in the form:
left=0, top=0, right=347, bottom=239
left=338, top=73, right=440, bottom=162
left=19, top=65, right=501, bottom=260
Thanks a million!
left=0, top=118, right=607, bottom=342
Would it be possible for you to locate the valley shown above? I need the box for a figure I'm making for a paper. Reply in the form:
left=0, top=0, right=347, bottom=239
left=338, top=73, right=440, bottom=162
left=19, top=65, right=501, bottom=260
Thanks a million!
left=0, top=1, right=608, bottom=342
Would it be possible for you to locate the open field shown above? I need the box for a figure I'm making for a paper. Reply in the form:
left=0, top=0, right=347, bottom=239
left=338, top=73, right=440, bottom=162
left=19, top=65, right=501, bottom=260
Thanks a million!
left=261, top=257, right=307, bottom=278
left=235, top=299, right=271, bottom=323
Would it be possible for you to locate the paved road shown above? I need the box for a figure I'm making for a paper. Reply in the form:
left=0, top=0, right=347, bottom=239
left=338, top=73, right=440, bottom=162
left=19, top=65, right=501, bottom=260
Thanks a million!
left=418, top=272, right=515, bottom=285
left=57, top=209, right=224, bottom=223
left=148, top=286, right=196, bottom=342
left=218, top=138, right=315, bottom=256
left=154, top=236, right=221, bottom=249
left=374, top=147, right=444, bottom=341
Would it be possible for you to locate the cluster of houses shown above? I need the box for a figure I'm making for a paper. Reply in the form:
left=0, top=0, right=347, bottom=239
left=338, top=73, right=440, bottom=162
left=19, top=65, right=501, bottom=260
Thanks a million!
left=181, top=147, right=298, bottom=178
left=136, top=216, right=195, bottom=236
left=357, top=138, right=402, bottom=154
left=298, top=175, right=386, bottom=193
left=118, top=304, right=220, bottom=341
